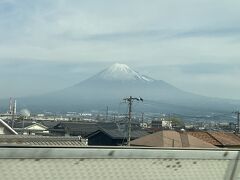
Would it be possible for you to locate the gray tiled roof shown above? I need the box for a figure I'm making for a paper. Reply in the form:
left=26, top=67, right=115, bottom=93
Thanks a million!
left=0, top=135, right=86, bottom=147
left=52, top=122, right=99, bottom=133
left=88, top=128, right=149, bottom=139
left=50, top=122, right=120, bottom=137
left=41, top=121, right=60, bottom=128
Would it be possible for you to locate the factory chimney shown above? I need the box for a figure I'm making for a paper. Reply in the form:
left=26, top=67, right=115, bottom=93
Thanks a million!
left=14, top=100, right=17, bottom=115
left=9, top=97, right=13, bottom=114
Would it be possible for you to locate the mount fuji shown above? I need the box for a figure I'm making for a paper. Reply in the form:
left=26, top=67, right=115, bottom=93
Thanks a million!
left=87, top=63, right=155, bottom=82
left=11, top=63, right=240, bottom=113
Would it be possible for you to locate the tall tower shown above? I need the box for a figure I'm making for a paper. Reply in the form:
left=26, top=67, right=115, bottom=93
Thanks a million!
left=9, top=97, right=13, bottom=114
left=14, top=100, right=17, bottom=115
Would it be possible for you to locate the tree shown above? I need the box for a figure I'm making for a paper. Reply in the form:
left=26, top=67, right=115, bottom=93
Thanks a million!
left=166, top=116, right=185, bottom=128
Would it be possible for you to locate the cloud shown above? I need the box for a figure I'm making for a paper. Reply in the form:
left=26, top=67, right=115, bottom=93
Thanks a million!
left=173, top=28, right=240, bottom=39
left=1, top=0, right=240, bottom=99
left=174, top=63, right=240, bottom=75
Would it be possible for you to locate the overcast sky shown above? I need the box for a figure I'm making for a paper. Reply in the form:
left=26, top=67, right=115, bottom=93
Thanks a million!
left=1, top=0, right=240, bottom=99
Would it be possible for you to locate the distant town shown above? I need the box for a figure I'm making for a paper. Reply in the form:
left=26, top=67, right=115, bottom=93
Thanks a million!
left=0, top=96, right=240, bottom=148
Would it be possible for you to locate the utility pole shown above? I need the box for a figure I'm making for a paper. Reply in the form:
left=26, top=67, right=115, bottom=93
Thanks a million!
left=11, top=100, right=15, bottom=128
left=113, top=114, right=116, bottom=122
left=141, top=112, right=144, bottom=128
left=123, top=96, right=143, bottom=146
left=234, top=111, right=240, bottom=133
left=106, top=106, right=108, bottom=121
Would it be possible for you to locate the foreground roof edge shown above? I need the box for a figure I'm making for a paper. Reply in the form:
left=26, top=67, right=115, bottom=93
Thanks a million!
left=0, top=119, right=18, bottom=135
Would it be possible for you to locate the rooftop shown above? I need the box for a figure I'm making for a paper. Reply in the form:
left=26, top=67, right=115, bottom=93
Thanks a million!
left=0, top=147, right=239, bottom=180
left=130, top=130, right=216, bottom=148
left=0, top=135, right=87, bottom=147
left=87, top=128, right=149, bottom=140
left=188, top=131, right=240, bottom=147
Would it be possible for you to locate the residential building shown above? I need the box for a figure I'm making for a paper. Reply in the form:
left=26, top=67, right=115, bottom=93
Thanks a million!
left=87, top=128, right=149, bottom=146
left=130, top=130, right=216, bottom=148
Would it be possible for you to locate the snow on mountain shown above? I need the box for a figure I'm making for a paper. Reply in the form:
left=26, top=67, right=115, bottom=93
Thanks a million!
left=89, top=63, right=155, bottom=82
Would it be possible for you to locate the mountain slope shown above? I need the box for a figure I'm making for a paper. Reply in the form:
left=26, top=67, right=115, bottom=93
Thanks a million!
left=7, top=63, right=240, bottom=114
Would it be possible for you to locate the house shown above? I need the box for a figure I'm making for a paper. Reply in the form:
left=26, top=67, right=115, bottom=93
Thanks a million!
left=12, top=121, right=49, bottom=135
left=188, top=131, right=240, bottom=148
left=49, top=122, right=100, bottom=137
left=87, top=128, right=149, bottom=146
left=49, top=121, right=119, bottom=137
left=151, top=120, right=163, bottom=129
left=130, top=130, right=216, bottom=148
left=0, top=119, right=18, bottom=135
left=151, top=120, right=172, bottom=130
left=40, top=121, right=60, bottom=130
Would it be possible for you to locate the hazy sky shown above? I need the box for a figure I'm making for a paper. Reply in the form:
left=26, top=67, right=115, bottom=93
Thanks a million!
left=1, top=0, right=240, bottom=99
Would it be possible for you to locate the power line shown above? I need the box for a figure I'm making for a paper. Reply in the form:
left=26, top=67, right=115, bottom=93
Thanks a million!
left=123, top=96, right=143, bottom=146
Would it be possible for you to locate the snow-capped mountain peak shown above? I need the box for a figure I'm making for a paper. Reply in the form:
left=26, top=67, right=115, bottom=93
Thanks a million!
left=92, top=63, right=155, bottom=82
left=107, top=63, right=132, bottom=73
